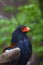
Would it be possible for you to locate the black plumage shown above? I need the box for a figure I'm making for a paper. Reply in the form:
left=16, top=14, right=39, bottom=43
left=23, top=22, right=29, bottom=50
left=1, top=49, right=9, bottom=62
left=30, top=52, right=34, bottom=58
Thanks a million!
left=2, top=25, right=32, bottom=65
left=10, top=25, right=32, bottom=65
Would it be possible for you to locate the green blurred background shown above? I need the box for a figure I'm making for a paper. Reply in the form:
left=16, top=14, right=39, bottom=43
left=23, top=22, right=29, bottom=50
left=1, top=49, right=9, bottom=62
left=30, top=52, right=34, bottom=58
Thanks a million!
left=0, top=0, right=43, bottom=65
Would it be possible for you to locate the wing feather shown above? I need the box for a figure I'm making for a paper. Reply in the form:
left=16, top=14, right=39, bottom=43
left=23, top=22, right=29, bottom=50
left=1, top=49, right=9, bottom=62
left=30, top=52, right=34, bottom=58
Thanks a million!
left=0, top=47, right=20, bottom=65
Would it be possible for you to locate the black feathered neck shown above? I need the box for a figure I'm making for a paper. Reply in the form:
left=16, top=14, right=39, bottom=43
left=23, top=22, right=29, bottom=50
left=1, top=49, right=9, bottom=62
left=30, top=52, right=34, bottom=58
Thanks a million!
left=11, top=26, right=27, bottom=43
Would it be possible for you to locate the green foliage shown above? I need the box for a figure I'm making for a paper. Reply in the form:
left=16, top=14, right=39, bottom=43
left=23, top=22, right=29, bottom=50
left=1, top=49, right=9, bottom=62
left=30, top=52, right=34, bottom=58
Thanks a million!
left=0, top=3, right=43, bottom=58
left=0, top=18, right=17, bottom=45
left=3, top=6, right=17, bottom=13
left=39, top=62, right=43, bottom=65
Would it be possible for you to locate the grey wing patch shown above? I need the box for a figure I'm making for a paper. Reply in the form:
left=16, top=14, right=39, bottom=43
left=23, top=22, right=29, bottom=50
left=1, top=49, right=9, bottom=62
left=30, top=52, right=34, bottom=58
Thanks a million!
left=0, top=47, right=20, bottom=65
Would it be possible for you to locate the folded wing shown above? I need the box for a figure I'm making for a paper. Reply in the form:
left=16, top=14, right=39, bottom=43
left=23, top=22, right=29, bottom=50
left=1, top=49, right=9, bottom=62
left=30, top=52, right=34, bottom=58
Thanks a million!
left=0, top=47, right=20, bottom=65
